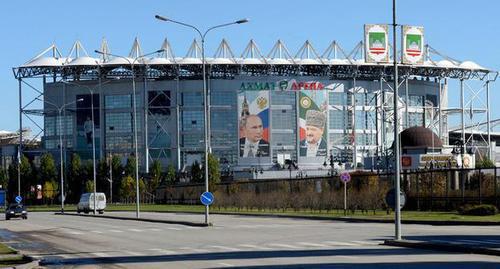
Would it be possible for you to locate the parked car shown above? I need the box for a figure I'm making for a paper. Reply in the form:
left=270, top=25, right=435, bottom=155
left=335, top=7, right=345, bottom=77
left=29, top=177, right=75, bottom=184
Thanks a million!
left=77, top=193, right=106, bottom=214
left=5, top=203, right=27, bottom=220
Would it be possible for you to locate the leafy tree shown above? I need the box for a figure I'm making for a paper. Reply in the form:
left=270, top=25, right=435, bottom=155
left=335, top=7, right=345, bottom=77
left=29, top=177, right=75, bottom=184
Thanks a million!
left=119, top=175, right=135, bottom=201
left=43, top=180, right=57, bottom=204
left=39, top=153, right=56, bottom=184
left=110, top=155, right=123, bottom=203
left=148, top=160, right=162, bottom=193
left=0, top=167, right=7, bottom=190
left=68, top=153, right=83, bottom=203
left=191, top=160, right=203, bottom=183
left=124, top=155, right=136, bottom=177
left=476, top=158, right=495, bottom=169
left=202, top=153, right=221, bottom=186
left=85, top=180, right=94, bottom=193
left=166, top=164, right=176, bottom=184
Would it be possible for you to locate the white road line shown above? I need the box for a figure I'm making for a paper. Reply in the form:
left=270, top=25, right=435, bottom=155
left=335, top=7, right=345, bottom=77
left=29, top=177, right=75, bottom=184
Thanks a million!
left=351, top=240, right=382, bottom=245
left=127, top=228, right=143, bottom=232
left=147, top=228, right=162, bottom=232
left=431, top=240, right=460, bottom=244
left=147, top=248, right=177, bottom=255
left=178, top=247, right=207, bottom=253
left=237, top=244, right=273, bottom=250
left=322, top=241, right=358, bottom=246
left=165, top=227, right=182, bottom=231
left=185, top=227, right=202, bottom=230
left=267, top=243, right=301, bottom=249
left=484, top=240, right=500, bottom=244
left=217, top=262, right=235, bottom=267
left=30, top=234, right=40, bottom=237
left=296, top=242, right=330, bottom=248
left=92, top=252, right=111, bottom=257
left=91, top=230, right=103, bottom=234
left=68, top=231, right=83, bottom=235
left=208, top=245, right=241, bottom=251
left=123, top=251, right=144, bottom=256
left=108, top=229, right=123, bottom=233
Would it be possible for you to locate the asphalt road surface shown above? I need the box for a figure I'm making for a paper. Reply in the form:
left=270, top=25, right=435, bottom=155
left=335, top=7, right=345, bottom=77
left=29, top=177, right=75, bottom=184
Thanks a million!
left=2, top=212, right=500, bottom=268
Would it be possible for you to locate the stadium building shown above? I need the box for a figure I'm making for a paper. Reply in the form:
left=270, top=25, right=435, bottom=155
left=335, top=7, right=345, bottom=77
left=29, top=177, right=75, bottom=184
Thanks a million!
left=13, top=25, right=497, bottom=178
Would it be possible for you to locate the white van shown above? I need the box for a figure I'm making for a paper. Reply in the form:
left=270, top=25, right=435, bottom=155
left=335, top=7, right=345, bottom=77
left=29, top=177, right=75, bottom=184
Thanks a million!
left=77, top=192, right=106, bottom=214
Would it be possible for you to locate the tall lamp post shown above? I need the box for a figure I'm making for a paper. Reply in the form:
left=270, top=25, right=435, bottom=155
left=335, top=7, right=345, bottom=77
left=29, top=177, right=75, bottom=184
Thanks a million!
left=61, top=80, right=113, bottom=214
left=38, top=97, right=83, bottom=213
left=95, top=49, right=163, bottom=219
left=155, top=15, right=248, bottom=225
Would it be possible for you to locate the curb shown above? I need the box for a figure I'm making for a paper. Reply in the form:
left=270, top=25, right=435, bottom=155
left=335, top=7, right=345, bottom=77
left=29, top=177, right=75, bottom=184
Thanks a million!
left=384, top=239, right=500, bottom=256
left=54, top=212, right=209, bottom=227
left=13, top=256, right=39, bottom=269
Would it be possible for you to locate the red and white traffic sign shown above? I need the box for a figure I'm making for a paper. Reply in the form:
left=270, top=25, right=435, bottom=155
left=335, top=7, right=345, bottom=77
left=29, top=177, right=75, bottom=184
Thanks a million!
left=340, top=172, right=351, bottom=183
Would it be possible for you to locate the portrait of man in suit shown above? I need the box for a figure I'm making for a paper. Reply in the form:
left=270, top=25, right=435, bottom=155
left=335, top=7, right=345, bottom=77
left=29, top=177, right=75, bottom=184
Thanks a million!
left=299, top=110, right=327, bottom=157
left=239, top=114, right=269, bottom=157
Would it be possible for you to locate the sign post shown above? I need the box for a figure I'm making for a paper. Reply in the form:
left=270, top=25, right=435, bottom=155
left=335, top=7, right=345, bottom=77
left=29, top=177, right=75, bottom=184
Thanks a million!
left=340, top=172, right=351, bottom=216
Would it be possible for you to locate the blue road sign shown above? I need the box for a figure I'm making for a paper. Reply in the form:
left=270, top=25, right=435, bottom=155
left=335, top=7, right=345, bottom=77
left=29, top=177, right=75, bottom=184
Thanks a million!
left=15, top=195, right=22, bottom=204
left=200, top=192, right=214, bottom=206
left=0, top=191, right=5, bottom=207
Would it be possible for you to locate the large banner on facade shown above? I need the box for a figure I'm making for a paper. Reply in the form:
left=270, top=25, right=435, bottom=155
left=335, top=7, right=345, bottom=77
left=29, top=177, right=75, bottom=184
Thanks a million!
left=402, top=25, right=424, bottom=65
left=298, top=91, right=328, bottom=157
left=238, top=90, right=270, bottom=158
left=76, top=94, right=100, bottom=158
left=364, top=24, right=389, bottom=63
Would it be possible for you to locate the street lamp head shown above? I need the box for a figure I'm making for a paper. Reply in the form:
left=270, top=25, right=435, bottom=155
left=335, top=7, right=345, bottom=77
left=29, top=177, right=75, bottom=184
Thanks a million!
left=94, top=50, right=104, bottom=55
left=77, top=98, right=84, bottom=102
left=235, top=18, right=249, bottom=24
left=155, top=15, right=169, bottom=22
left=155, top=49, right=165, bottom=53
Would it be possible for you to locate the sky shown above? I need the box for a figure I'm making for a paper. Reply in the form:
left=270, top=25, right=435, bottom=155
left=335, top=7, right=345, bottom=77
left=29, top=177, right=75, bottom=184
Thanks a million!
left=1, top=0, right=499, bottom=132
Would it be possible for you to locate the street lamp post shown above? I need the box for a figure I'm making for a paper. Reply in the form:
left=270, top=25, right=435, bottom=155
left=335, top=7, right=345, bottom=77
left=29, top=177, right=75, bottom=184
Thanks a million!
left=95, top=49, right=163, bottom=219
left=62, top=80, right=112, bottom=214
left=38, top=97, right=83, bottom=213
left=155, top=15, right=248, bottom=225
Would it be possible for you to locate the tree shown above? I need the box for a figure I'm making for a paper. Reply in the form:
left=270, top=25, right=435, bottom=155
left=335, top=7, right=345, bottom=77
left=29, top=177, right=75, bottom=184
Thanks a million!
left=203, top=153, right=221, bottom=185
left=476, top=158, right=495, bottom=169
left=166, top=164, right=176, bottom=184
left=148, top=160, right=162, bottom=193
left=119, top=175, right=135, bottom=201
left=0, top=167, right=7, bottom=190
left=85, top=180, right=94, bottom=193
left=191, top=160, right=203, bottom=183
left=110, top=155, right=123, bottom=203
left=68, top=153, right=83, bottom=203
left=43, top=180, right=57, bottom=204
left=124, top=155, right=136, bottom=177
left=39, top=153, right=56, bottom=184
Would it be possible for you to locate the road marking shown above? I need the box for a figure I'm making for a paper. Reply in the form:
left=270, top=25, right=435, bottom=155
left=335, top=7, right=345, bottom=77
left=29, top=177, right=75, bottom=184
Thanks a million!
left=68, top=231, right=83, bottom=235
left=185, top=226, right=202, bottom=230
left=459, top=239, right=490, bottom=244
left=124, top=251, right=144, bottom=256
left=148, top=248, right=177, bottom=255
left=30, top=234, right=41, bottom=237
left=296, top=242, right=329, bottom=248
left=91, top=230, right=103, bottom=234
left=108, top=229, right=123, bottom=233
left=267, top=243, right=301, bottom=249
left=165, top=227, right=182, bottom=231
left=217, top=262, right=235, bottom=267
left=179, top=247, right=207, bottom=253
left=147, top=228, right=162, bottom=232
left=238, top=244, right=273, bottom=250
left=208, top=245, right=241, bottom=251
left=484, top=240, right=500, bottom=244
left=323, top=241, right=358, bottom=246
left=92, top=252, right=111, bottom=257
left=127, top=228, right=143, bottom=232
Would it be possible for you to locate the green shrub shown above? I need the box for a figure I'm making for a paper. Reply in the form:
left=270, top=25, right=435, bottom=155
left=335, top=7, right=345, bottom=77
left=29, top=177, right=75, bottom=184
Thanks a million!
left=458, top=204, right=498, bottom=216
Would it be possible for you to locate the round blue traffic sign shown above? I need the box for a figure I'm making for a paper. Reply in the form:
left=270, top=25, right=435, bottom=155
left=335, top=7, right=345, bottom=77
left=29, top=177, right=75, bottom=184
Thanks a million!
left=15, top=195, right=22, bottom=204
left=340, top=172, right=351, bottom=183
left=200, top=192, right=214, bottom=206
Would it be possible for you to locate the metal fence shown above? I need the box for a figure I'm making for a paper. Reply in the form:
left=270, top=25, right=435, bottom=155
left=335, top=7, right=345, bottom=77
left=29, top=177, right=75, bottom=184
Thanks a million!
left=156, top=167, right=500, bottom=212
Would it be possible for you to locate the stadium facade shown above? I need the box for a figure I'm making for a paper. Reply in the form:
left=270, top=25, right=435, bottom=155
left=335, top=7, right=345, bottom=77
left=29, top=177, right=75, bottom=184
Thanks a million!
left=13, top=27, right=497, bottom=177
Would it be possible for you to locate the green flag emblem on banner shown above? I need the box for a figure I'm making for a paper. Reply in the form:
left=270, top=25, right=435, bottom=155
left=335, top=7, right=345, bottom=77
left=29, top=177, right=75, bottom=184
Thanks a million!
left=406, top=34, right=422, bottom=56
left=369, top=32, right=385, bottom=55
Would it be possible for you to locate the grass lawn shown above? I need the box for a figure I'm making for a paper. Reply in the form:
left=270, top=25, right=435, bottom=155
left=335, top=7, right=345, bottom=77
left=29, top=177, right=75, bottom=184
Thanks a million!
left=27, top=204, right=500, bottom=222
left=0, top=243, right=16, bottom=255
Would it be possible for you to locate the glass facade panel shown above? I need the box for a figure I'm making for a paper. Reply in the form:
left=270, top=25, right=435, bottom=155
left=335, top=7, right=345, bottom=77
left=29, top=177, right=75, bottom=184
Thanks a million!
left=329, top=92, right=346, bottom=106
left=182, top=111, right=204, bottom=131
left=409, top=95, right=424, bottom=107
left=211, top=110, right=236, bottom=130
left=271, top=91, right=295, bottom=105
left=105, top=95, right=131, bottom=109
left=408, top=112, right=424, bottom=127
left=329, top=110, right=345, bottom=129
left=211, top=91, right=235, bottom=106
left=148, top=90, right=171, bottom=115
left=106, top=113, right=132, bottom=133
left=106, top=136, right=133, bottom=149
left=44, top=115, right=72, bottom=136
left=211, top=132, right=237, bottom=147
left=272, top=109, right=295, bottom=129
left=271, top=133, right=295, bottom=146
left=355, top=93, right=366, bottom=105
left=182, top=92, right=203, bottom=106
left=182, top=133, right=203, bottom=147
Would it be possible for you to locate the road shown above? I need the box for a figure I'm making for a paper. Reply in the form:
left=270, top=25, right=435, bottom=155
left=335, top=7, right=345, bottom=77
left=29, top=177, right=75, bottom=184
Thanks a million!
left=1, top=212, right=500, bottom=268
